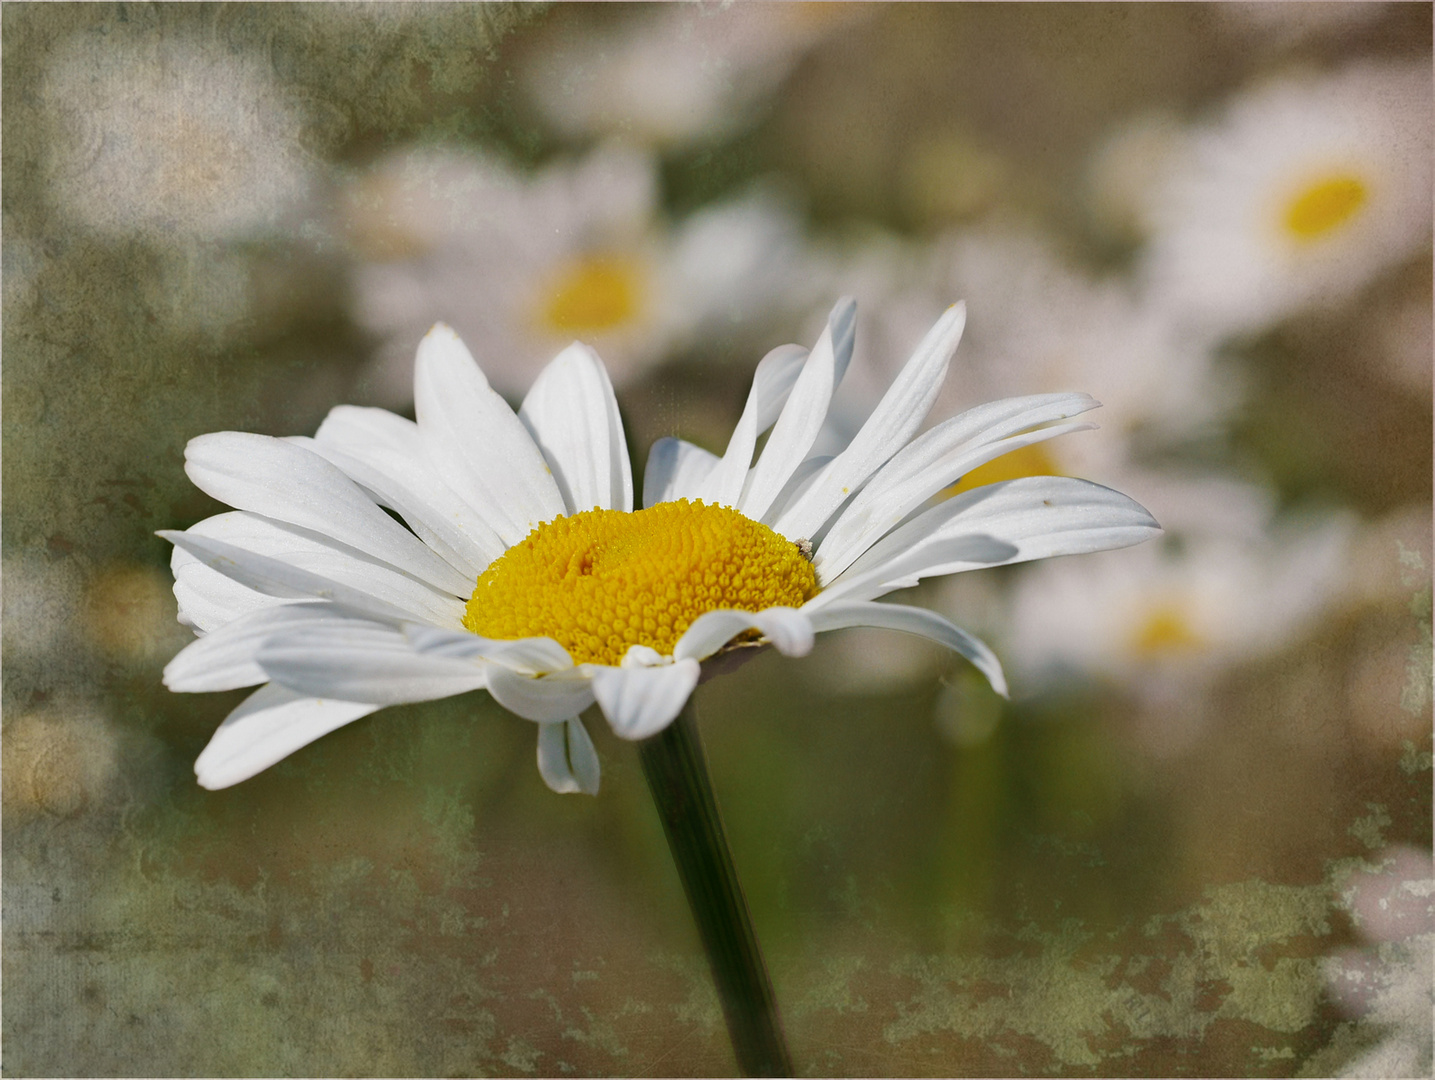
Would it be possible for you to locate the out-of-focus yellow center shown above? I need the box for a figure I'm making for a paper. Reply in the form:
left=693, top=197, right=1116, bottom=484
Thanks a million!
left=464, top=500, right=818, bottom=666
left=947, top=442, right=1061, bottom=497
left=1283, top=174, right=1368, bottom=241
left=1131, top=604, right=1203, bottom=656
left=539, top=254, right=643, bottom=334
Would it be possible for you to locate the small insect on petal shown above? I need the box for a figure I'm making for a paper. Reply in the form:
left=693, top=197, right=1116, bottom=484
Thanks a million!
left=795, top=538, right=814, bottom=562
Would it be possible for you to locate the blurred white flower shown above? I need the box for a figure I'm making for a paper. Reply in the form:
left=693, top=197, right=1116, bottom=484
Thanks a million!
left=521, top=4, right=863, bottom=147
left=999, top=495, right=1354, bottom=696
left=801, top=228, right=1237, bottom=484
left=344, top=142, right=803, bottom=404
left=933, top=232, right=1237, bottom=482
left=1141, top=62, right=1433, bottom=338
left=40, top=33, right=316, bottom=243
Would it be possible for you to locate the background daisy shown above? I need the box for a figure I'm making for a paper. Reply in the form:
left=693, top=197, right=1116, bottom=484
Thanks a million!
left=1140, top=61, right=1433, bottom=338
left=343, top=142, right=803, bottom=403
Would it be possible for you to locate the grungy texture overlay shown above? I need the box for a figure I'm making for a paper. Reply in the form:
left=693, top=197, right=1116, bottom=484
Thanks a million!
left=4, top=3, right=1432, bottom=1077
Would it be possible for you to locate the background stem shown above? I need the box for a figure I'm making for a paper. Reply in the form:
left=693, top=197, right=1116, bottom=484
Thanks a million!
left=638, top=700, right=795, bottom=1078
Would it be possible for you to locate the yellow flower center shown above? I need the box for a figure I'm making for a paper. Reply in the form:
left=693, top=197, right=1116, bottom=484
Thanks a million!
left=1283, top=173, right=1368, bottom=242
left=1131, top=604, right=1203, bottom=656
left=539, top=254, right=644, bottom=334
left=464, top=499, right=818, bottom=666
left=947, top=442, right=1061, bottom=497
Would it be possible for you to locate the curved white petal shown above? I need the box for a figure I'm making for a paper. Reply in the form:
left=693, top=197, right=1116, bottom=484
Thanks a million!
left=165, top=602, right=363, bottom=692
left=620, top=644, right=666, bottom=667
left=642, top=437, right=721, bottom=508
left=256, top=623, right=489, bottom=705
left=519, top=342, right=634, bottom=515
left=693, top=343, right=808, bottom=507
left=171, top=543, right=294, bottom=633
left=814, top=392, right=1101, bottom=581
left=536, top=717, right=601, bottom=796
left=807, top=600, right=1008, bottom=697
left=404, top=625, right=574, bottom=672
left=673, top=606, right=815, bottom=661
left=486, top=665, right=596, bottom=723
left=413, top=324, right=566, bottom=545
left=761, top=455, right=835, bottom=532
left=592, top=658, right=701, bottom=740
left=739, top=298, right=857, bottom=523
left=161, top=516, right=465, bottom=628
left=185, top=432, right=473, bottom=596
left=309, top=405, right=505, bottom=578
left=774, top=302, right=966, bottom=542
left=195, top=683, right=379, bottom=791
left=813, top=477, right=1161, bottom=607
left=189, top=511, right=465, bottom=624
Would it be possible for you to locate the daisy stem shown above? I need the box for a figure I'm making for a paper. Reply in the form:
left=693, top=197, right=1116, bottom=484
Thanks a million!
left=638, top=699, right=794, bottom=1078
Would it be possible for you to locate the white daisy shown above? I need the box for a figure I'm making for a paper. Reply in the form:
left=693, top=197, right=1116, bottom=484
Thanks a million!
left=1140, top=61, right=1433, bottom=338
left=160, top=301, right=1160, bottom=795
left=343, top=143, right=802, bottom=404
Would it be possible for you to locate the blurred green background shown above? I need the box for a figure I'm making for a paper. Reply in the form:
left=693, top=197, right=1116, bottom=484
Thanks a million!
left=4, top=4, right=1430, bottom=1076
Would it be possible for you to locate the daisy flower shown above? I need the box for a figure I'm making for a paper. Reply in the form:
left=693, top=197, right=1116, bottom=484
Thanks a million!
left=343, top=142, right=802, bottom=404
left=161, top=300, right=1159, bottom=795
left=1140, top=61, right=1432, bottom=338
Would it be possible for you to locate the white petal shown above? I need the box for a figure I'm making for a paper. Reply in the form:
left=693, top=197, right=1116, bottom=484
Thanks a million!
left=256, top=622, right=489, bottom=705
left=692, top=343, right=808, bottom=507
left=171, top=543, right=292, bottom=633
left=404, top=625, right=574, bottom=672
left=194, top=683, right=379, bottom=790
left=774, top=302, right=966, bottom=542
left=165, top=602, right=363, bottom=692
left=536, top=717, right=601, bottom=795
left=592, top=659, right=701, bottom=740
left=486, top=665, right=596, bottom=723
left=309, top=405, right=505, bottom=578
left=759, top=455, right=835, bottom=532
left=194, top=510, right=465, bottom=625
left=642, top=438, right=721, bottom=507
left=813, top=477, right=1161, bottom=606
left=738, top=298, right=857, bottom=523
left=185, top=432, right=473, bottom=596
left=413, top=324, right=566, bottom=545
left=519, top=342, right=634, bottom=515
left=672, top=606, right=815, bottom=661
left=807, top=600, right=1008, bottom=697
left=621, top=644, right=666, bottom=667
left=814, top=392, right=1101, bottom=581
left=157, top=524, right=450, bottom=628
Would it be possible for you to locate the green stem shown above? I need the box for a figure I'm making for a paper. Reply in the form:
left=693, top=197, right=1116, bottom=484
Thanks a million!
left=638, top=699, right=795, bottom=1078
